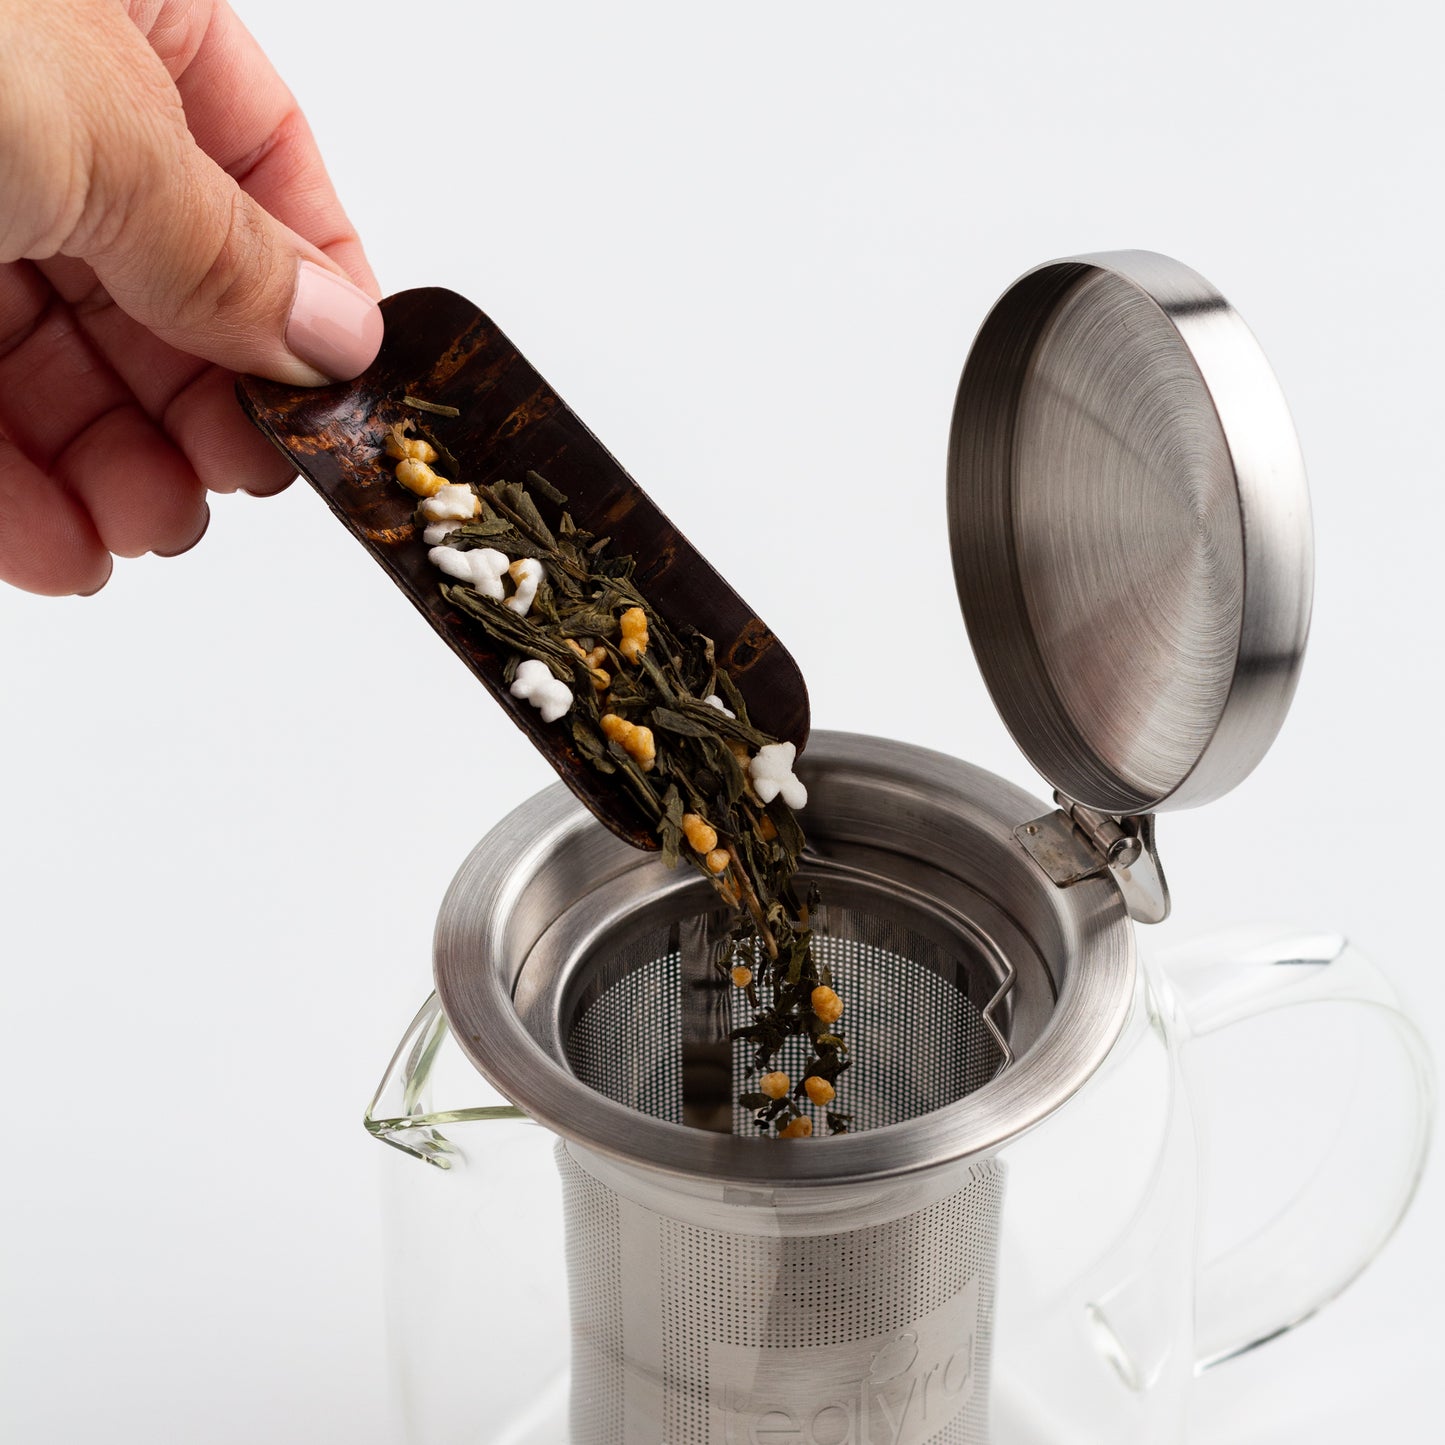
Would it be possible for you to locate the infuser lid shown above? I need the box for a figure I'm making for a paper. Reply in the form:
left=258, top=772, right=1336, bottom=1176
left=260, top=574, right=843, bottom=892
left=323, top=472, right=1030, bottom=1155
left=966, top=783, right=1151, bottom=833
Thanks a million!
left=948, top=250, right=1313, bottom=820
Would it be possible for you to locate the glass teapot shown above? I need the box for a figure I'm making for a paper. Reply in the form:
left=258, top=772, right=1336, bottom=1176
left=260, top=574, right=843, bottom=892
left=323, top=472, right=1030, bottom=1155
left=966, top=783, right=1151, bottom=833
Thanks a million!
left=367, top=735, right=1430, bottom=1445
left=362, top=253, right=1433, bottom=1443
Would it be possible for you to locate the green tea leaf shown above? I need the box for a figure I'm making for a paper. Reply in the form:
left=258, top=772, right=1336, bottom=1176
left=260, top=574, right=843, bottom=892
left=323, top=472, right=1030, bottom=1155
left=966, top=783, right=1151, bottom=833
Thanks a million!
left=402, top=395, right=460, bottom=416
left=650, top=706, right=715, bottom=738
left=523, top=469, right=568, bottom=505
left=557, top=606, right=620, bottom=639
left=710, top=667, right=752, bottom=726
left=658, top=785, right=685, bottom=868
left=570, top=721, right=618, bottom=773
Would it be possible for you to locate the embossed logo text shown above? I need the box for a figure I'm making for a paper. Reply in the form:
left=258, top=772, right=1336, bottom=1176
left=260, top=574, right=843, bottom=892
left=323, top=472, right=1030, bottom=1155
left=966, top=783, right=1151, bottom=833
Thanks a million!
left=708, top=1279, right=981, bottom=1445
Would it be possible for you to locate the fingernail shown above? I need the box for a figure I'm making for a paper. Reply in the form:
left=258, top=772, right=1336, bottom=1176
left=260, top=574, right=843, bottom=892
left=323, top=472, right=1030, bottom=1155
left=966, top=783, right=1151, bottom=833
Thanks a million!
left=154, top=505, right=211, bottom=558
left=285, top=260, right=384, bottom=382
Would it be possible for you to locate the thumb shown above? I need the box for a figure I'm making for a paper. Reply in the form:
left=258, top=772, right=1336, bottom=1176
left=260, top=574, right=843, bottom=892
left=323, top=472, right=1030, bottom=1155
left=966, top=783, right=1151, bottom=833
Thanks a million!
left=79, top=93, right=382, bottom=386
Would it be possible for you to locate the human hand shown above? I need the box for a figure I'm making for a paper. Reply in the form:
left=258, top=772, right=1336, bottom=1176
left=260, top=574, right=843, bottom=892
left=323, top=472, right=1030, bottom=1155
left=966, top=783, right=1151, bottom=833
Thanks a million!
left=0, top=0, right=383, bottom=596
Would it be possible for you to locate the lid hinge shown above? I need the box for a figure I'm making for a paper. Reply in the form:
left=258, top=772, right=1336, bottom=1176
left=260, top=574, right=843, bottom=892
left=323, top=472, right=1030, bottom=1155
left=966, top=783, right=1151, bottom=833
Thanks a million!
left=1015, top=794, right=1171, bottom=924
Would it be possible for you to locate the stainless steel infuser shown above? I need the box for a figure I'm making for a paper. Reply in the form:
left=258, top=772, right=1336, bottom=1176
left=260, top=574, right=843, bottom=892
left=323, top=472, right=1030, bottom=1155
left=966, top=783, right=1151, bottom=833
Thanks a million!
left=437, top=736, right=1133, bottom=1444
left=367, top=251, right=1432, bottom=1445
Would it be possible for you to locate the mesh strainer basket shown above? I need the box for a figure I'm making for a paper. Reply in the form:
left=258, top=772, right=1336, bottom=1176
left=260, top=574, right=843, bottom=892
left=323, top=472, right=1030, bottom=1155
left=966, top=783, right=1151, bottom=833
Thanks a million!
left=555, top=871, right=1018, bottom=1443
left=560, top=879, right=1011, bottom=1136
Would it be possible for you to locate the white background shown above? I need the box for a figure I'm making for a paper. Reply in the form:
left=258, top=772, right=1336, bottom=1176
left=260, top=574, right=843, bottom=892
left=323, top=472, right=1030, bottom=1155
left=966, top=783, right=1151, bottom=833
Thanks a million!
left=2, top=1, right=1440, bottom=1440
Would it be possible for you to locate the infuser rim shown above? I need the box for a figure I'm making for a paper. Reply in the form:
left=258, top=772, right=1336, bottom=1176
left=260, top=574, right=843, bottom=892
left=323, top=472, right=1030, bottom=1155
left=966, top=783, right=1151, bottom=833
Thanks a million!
left=434, top=731, right=1137, bottom=1187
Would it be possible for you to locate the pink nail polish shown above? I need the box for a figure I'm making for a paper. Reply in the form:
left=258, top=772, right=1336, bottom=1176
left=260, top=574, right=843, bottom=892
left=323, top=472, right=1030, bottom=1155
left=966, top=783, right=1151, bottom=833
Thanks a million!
left=285, top=260, right=384, bottom=382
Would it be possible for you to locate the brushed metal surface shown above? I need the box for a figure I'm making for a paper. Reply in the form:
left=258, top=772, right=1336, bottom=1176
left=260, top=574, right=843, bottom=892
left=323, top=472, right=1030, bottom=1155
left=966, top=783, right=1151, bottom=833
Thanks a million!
left=948, top=250, right=1313, bottom=814
left=433, top=731, right=1135, bottom=1188
left=558, top=1141, right=1003, bottom=1445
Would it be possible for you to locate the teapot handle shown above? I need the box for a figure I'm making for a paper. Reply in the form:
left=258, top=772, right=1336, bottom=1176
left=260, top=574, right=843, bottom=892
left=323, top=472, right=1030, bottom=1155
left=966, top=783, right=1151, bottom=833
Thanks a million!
left=365, top=991, right=526, bottom=1168
left=1156, top=930, right=1434, bottom=1372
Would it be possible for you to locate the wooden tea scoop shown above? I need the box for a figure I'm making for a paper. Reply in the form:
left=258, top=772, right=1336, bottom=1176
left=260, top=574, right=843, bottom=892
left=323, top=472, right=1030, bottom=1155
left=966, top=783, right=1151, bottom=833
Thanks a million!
left=237, top=287, right=810, bottom=851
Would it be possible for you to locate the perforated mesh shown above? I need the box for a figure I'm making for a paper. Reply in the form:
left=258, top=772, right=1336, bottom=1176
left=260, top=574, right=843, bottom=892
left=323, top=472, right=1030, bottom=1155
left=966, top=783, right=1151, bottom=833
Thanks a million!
left=556, top=1145, right=625, bottom=1444
left=563, top=903, right=1004, bottom=1135
left=659, top=1163, right=1004, bottom=1445
left=558, top=1149, right=1006, bottom=1445
left=565, top=949, right=685, bottom=1125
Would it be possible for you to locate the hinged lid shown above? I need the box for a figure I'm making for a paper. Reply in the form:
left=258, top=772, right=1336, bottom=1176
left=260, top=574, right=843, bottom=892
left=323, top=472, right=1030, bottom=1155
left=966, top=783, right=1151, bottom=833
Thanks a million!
left=948, top=250, right=1313, bottom=821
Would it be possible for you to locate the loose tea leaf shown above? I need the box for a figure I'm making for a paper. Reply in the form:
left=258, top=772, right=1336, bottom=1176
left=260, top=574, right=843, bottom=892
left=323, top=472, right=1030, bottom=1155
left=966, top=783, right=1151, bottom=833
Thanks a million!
left=524, top=468, right=568, bottom=506
left=650, top=707, right=717, bottom=739
left=401, top=395, right=461, bottom=416
left=659, top=785, right=685, bottom=869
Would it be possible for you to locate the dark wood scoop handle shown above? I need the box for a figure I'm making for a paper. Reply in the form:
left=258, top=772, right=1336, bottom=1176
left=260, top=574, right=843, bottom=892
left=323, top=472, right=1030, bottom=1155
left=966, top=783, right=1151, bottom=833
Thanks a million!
left=236, top=287, right=810, bottom=851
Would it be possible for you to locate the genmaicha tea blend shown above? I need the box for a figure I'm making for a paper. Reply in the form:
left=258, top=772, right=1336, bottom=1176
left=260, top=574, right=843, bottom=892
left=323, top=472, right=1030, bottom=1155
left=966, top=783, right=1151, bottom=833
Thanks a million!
left=384, top=407, right=851, bottom=1137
